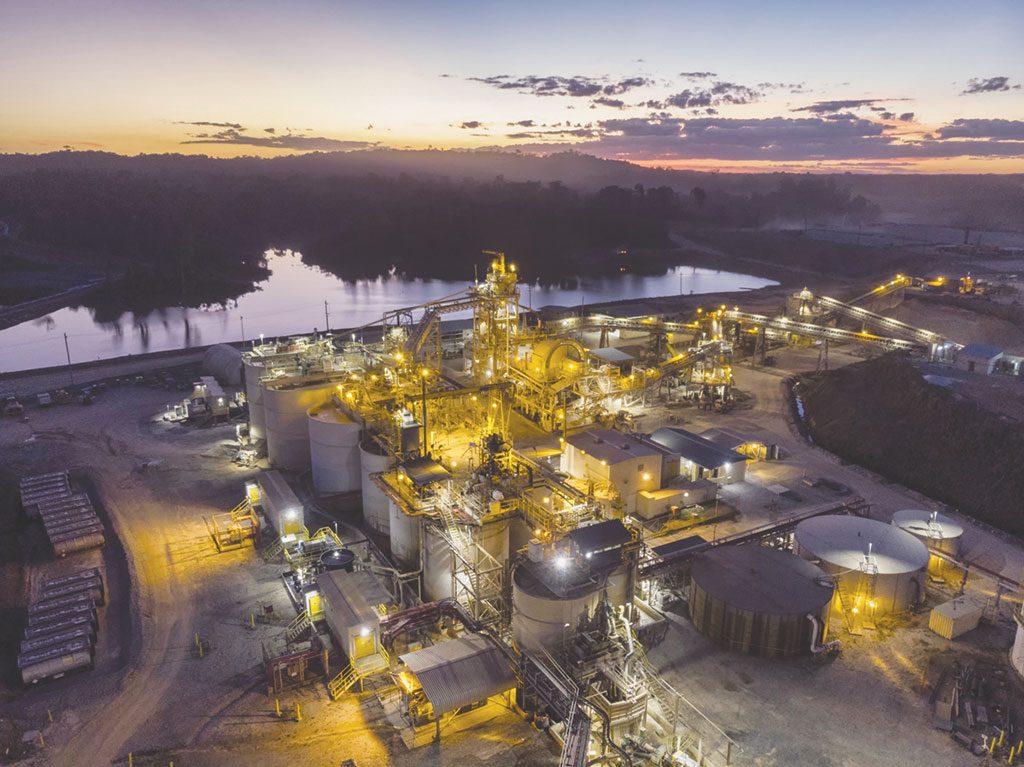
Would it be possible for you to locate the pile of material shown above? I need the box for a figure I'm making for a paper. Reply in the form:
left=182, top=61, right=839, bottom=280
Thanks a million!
left=20, top=472, right=105, bottom=556
left=800, top=354, right=1024, bottom=536
left=18, top=568, right=103, bottom=685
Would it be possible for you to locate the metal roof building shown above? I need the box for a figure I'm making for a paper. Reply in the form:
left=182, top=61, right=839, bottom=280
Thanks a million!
left=399, top=633, right=515, bottom=716
left=564, top=429, right=663, bottom=466
left=649, top=427, right=749, bottom=484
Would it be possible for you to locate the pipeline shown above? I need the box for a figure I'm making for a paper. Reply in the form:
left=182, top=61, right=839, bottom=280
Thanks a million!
left=806, top=613, right=841, bottom=655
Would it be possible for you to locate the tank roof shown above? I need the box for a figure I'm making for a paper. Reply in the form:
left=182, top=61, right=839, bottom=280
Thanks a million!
left=691, top=546, right=833, bottom=615
left=795, top=515, right=929, bottom=574
left=891, top=509, right=964, bottom=540
left=308, top=401, right=356, bottom=424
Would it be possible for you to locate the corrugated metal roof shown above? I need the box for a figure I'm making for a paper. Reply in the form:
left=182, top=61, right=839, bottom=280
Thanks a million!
left=566, top=429, right=663, bottom=465
left=960, top=343, right=1003, bottom=360
left=649, top=427, right=749, bottom=470
left=400, top=457, right=451, bottom=486
left=399, top=634, right=515, bottom=715
left=569, top=520, right=631, bottom=554
left=258, top=470, right=302, bottom=513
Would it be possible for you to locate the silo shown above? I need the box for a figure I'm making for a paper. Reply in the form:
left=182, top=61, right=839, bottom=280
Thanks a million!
left=308, top=402, right=361, bottom=495
left=389, top=500, right=422, bottom=570
left=689, top=546, right=834, bottom=658
left=243, top=358, right=267, bottom=439
left=1011, top=612, right=1024, bottom=681
left=891, top=509, right=963, bottom=577
left=359, top=439, right=392, bottom=534
left=511, top=564, right=602, bottom=654
left=263, top=380, right=335, bottom=470
left=422, top=524, right=454, bottom=602
left=795, top=515, right=929, bottom=615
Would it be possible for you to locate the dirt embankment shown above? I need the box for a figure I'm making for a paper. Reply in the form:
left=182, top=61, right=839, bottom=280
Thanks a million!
left=799, top=354, right=1024, bottom=537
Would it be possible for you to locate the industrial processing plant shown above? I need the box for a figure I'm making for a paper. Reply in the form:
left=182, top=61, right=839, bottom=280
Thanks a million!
left=5, top=249, right=1024, bottom=767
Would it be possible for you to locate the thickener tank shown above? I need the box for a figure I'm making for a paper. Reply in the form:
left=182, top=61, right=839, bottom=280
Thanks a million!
left=689, top=546, right=834, bottom=658
left=511, top=563, right=602, bottom=654
left=891, top=509, right=963, bottom=576
left=795, top=515, right=928, bottom=615
left=263, top=379, right=336, bottom=470
left=388, top=500, right=422, bottom=570
left=243, top=359, right=267, bottom=439
left=1012, top=612, right=1024, bottom=681
left=308, top=402, right=361, bottom=495
left=359, top=439, right=392, bottom=534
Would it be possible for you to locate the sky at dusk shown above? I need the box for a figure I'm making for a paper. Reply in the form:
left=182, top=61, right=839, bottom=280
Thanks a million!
left=2, top=0, right=1023, bottom=172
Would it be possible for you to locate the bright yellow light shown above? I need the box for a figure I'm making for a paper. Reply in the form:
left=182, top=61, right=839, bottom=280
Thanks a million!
left=420, top=368, right=430, bottom=377
left=868, top=600, right=877, bottom=609
left=641, top=472, right=651, bottom=481
left=542, top=496, right=550, bottom=505
left=394, top=351, right=404, bottom=361
left=346, top=391, right=355, bottom=400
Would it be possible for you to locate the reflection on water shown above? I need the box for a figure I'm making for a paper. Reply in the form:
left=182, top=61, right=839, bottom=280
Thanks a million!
left=0, top=249, right=776, bottom=372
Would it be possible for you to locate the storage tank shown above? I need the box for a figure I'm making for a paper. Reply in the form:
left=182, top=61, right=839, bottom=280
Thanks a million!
left=511, top=563, right=602, bottom=654
left=243, top=358, right=268, bottom=440
left=388, top=500, right=422, bottom=570
left=795, top=515, right=928, bottom=615
left=891, top=509, right=963, bottom=576
left=359, top=439, right=392, bottom=534
left=308, top=402, right=361, bottom=495
left=689, top=546, right=834, bottom=658
left=1011, top=612, right=1024, bottom=680
left=263, top=380, right=335, bottom=470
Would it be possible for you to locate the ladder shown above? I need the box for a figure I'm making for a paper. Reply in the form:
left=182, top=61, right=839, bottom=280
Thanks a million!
left=833, top=576, right=862, bottom=635
left=285, top=612, right=311, bottom=644
left=558, top=694, right=591, bottom=767
left=263, top=537, right=285, bottom=562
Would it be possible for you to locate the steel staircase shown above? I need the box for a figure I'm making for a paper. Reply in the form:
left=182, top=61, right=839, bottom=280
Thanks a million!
left=284, top=611, right=312, bottom=644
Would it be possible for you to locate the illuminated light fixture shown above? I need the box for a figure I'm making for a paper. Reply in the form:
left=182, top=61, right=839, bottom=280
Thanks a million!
left=360, top=626, right=371, bottom=637
left=394, top=351, right=404, bottom=361
left=555, top=554, right=569, bottom=569
left=868, top=600, right=877, bottom=609
left=641, top=472, right=652, bottom=481
left=585, top=552, right=592, bottom=560
left=421, top=368, right=430, bottom=377
left=542, top=496, right=551, bottom=505
left=851, top=607, right=859, bottom=614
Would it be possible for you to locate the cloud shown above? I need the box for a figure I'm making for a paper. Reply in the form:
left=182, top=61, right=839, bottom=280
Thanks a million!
left=180, top=126, right=376, bottom=151
left=791, top=98, right=907, bottom=114
left=468, top=74, right=651, bottom=98
left=961, top=76, right=1020, bottom=95
left=679, top=71, right=716, bottom=79
left=455, top=120, right=486, bottom=129
left=654, top=80, right=762, bottom=110
left=174, top=120, right=245, bottom=130
left=504, top=114, right=1024, bottom=162
left=937, top=118, right=1024, bottom=140
left=507, top=119, right=535, bottom=127
left=591, top=97, right=626, bottom=109
left=898, top=112, right=915, bottom=122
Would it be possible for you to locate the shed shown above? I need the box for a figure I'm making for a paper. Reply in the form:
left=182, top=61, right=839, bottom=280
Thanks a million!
left=398, top=634, right=515, bottom=716
left=957, top=343, right=1004, bottom=375
left=929, top=596, right=984, bottom=640
left=315, top=569, right=385, bottom=672
left=257, top=470, right=304, bottom=537
left=649, top=427, right=749, bottom=484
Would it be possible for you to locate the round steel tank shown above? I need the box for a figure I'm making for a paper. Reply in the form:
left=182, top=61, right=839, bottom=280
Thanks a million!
left=422, top=524, right=453, bottom=602
left=689, top=547, right=834, bottom=658
left=203, top=344, right=243, bottom=386
left=263, top=380, right=335, bottom=470
left=308, top=402, right=361, bottom=495
left=320, top=548, right=355, bottom=573
left=243, top=359, right=267, bottom=439
left=891, top=509, right=963, bottom=576
left=511, top=564, right=602, bottom=654
left=359, top=439, right=391, bottom=534
left=1012, top=614, right=1024, bottom=681
left=795, top=515, right=928, bottom=615
left=388, top=500, right=422, bottom=570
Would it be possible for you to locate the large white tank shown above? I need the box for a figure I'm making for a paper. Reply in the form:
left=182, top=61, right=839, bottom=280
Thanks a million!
left=423, top=524, right=454, bottom=602
left=389, top=500, right=422, bottom=570
left=243, top=359, right=267, bottom=439
left=1012, top=613, right=1024, bottom=680
left=892, top=509, right=963, bottom=576
left=308, top=402, right=361, bottom=495
left=263, top=380, right=336, bottom=470
left=359, top=439, right=391, bottom=534
left=512, top=564, right=602, bottom=654
left=795, top=515, right=929, bottom=615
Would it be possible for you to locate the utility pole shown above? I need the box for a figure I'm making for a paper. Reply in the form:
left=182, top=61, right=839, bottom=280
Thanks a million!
left=324, top=301, right=330, bottom=333
left=240, top=315, right=246, bottom=345
left=63, top=333, right=74, bottom=384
